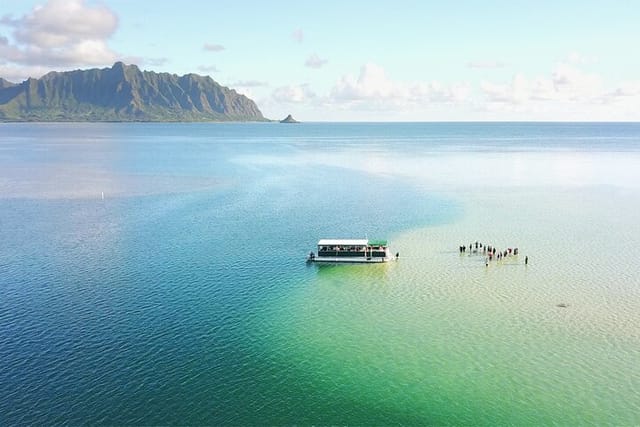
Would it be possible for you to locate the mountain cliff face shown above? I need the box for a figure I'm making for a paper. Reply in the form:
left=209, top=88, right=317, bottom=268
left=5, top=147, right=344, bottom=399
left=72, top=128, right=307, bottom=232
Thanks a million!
left=0, top=62, right=266, bottom=122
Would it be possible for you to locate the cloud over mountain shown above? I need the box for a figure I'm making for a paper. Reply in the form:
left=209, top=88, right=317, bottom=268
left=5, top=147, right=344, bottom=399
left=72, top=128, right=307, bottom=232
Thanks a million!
left=0, top=0, right=119, bottom=68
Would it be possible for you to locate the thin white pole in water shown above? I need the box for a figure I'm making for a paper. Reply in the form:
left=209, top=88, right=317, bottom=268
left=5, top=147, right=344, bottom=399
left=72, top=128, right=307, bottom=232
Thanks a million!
left=101, top=191, right=104, bottom=200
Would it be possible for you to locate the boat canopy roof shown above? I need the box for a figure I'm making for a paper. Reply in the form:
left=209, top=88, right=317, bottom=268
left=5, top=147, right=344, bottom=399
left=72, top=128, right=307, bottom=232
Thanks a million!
left=317, top=239, right=388, bottom=246
left=318, top=239, right=368, bottom=246
left=368, top=239, right=388, bottom=246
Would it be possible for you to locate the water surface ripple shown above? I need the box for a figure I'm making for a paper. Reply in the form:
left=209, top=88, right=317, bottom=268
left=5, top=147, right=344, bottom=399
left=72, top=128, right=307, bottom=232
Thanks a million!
left=1, top=122, right=639, bottom=425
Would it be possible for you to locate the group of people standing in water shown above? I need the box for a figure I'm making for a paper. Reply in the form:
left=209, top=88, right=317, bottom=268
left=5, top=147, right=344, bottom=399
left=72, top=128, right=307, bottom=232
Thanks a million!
left=459, top=241, right=528, bottom=266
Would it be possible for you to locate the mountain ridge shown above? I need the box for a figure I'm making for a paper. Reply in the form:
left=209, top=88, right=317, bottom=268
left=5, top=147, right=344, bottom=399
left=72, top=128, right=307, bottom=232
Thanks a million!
left=0, top=62, right=267, bottom=122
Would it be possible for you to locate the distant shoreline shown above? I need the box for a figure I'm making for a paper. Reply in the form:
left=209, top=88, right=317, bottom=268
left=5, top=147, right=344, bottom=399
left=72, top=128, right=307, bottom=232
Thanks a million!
left=2, top=120, right=639, bottom=124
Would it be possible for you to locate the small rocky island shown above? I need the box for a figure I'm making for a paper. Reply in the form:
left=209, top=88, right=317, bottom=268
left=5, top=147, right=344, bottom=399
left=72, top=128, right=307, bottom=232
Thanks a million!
left=280, top=114, right=299, bottom=123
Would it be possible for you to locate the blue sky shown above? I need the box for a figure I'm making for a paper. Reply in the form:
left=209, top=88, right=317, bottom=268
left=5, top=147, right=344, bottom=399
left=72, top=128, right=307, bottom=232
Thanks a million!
left=1, top=0, right=639, bottom=120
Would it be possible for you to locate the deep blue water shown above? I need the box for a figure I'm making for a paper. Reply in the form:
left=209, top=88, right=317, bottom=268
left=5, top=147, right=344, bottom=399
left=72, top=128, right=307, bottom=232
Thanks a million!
left=1, top=122, right=639, bottom=424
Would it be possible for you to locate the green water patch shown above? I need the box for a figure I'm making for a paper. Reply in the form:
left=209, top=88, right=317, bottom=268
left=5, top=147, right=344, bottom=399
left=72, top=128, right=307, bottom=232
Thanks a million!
left=260, top=257, right=639, bottom=424
left=254, top=189, right=640, bottom=425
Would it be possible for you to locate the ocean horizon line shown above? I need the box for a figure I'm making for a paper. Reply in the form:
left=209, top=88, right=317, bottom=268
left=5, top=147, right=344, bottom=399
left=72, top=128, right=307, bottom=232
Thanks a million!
left=2, top=120, right=640, bottom=125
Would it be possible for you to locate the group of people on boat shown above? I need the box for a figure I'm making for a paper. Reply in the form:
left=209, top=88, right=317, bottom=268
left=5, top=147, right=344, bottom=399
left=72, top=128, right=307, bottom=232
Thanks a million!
left=459, top=241, right=528, bottom=266
left=318, top=245, right=365, bottom=253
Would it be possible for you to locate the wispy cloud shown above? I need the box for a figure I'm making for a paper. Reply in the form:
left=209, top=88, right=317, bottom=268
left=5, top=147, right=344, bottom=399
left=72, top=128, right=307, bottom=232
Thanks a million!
left=230, top=80, right=269, bottom=87
left=203, top=43, right=225, bottom=52
left=144, top=57, right=169, bottom=67
left=292, top=28, right=304, bottom=43
left=198, top=65, right=219, bottom=73
left=305, top=53, right=328, bottom=69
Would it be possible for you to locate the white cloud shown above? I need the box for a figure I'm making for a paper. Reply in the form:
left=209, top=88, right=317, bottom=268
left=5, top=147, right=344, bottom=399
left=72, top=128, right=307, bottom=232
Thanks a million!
left=328, top=63, right=470, bottom=109
left=263, top=59, right=640, bottom=120
left=0, top=35, right=24, bottom=63
left=230, top=80, right=269, bottom=98
left=424, top=82, right=471, bottom=103
left=565, top=51, right=597, bottom=65
left=292, top=28, right=304, bottom=43
left=0, top=0, right=120, bottom=73
left=474, top=59, right=640, bottom=119
left=266, top=53, right=640, bottom=120
left=47, top=39, right=116, bottom=65
left=551, top=63, right=602, bottom=98
left=203, top=43, right=225, bottom=52
left=331, top=63, right=402, bottom=102
left=481, top=62, right=604, bottom=106
left=10, top=0, right=117, bottom=48
left=0, top=64, right=51, bottom=82
left=272, top=84, right=315, bottom=103
left=598, top=81, right=640, bottom=104
left=305, top=53, right=327, bottom=69
left=234, top=87, right=254, bottom=98
left=481, top=73, right=530, bottom=104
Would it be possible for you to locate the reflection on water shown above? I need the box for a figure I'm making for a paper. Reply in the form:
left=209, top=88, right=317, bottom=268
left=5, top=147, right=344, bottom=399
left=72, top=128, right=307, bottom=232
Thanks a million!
left=3, top=122, right=640, bottom=200
left=237, top=150, right=640, bottom=190
left=310, top=261, right=395, bottom=280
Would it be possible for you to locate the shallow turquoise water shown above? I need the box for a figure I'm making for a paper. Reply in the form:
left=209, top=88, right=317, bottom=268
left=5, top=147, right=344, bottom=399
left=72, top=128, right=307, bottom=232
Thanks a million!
left=1, top=122, right=639, bottom=424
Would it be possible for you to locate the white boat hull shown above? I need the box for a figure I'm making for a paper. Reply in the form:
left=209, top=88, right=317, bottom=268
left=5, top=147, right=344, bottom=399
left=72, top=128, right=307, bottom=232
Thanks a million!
left=308, top=255, right=391, bottom=263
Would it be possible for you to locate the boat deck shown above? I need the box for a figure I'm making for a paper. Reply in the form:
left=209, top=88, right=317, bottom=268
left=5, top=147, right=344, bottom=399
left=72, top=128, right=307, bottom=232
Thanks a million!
left=308, top=238, right=392, bottom=263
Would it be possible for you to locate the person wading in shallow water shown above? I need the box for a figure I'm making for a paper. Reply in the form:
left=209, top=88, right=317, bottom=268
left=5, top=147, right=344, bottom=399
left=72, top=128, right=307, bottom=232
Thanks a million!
left=525, top=256, right=528, bottom=265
